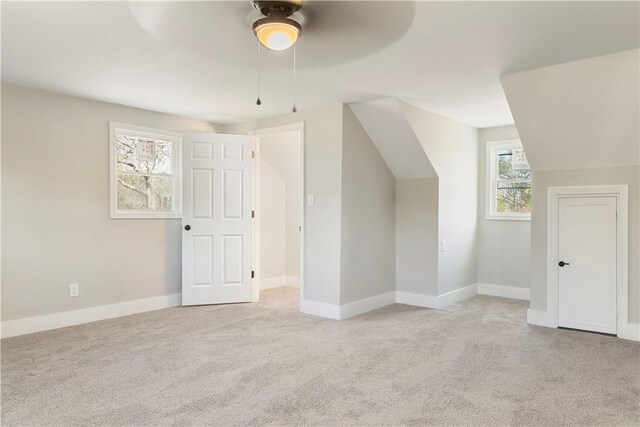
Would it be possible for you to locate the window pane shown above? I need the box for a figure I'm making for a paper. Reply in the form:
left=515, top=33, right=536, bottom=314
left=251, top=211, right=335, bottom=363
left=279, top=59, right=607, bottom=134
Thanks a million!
left=497, top=150, right=531, bottom=180
left=117, top=174, right=175, bottom=211
left=117, top=134, right=173, bottom=175
left=496, top=182, right=531, bottom=213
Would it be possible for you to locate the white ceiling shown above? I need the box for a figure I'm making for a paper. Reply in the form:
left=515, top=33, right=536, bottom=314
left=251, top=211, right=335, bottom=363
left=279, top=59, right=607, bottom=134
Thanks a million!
left=349, top=99, right=436, bottom=179
left=2, top=1, right=638, bottom=128
left=502, top=49, right=639, bottom=171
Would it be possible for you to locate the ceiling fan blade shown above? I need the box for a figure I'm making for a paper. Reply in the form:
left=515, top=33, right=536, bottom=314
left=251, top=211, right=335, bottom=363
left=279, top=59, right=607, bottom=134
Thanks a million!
left=129, top=1, right=415, bottom=69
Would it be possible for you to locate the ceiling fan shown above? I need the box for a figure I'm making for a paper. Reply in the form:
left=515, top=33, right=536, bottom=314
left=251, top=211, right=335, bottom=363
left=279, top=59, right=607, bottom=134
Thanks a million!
left=251, top=0, right=303, bottom=51
left=127, top=1, right=415, bottom=111
left=249, top=1, right=305, bottom=110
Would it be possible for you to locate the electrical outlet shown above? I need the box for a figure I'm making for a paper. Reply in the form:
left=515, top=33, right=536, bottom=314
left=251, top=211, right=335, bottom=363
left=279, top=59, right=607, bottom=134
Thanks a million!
left=440, top=240, right=446, bottom=253
left=307, top=194, right=315, bottom=207
left=69, top=283, right=79, bottom=298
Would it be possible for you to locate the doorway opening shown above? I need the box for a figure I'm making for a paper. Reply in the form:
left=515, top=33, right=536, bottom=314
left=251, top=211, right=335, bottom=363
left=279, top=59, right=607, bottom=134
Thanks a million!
left=251, top=123, right=305, bottom=310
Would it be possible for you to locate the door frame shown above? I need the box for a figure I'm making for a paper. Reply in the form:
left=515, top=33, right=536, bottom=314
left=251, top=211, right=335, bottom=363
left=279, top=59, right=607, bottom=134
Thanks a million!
left=547, top=185, right=628, bottom=336
left=249, top=122, right=305, bottom=306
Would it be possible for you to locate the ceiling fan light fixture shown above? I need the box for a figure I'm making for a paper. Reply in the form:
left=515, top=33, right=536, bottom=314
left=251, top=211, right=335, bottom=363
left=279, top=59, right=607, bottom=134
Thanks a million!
left=252, top=16, right=301, bottom=51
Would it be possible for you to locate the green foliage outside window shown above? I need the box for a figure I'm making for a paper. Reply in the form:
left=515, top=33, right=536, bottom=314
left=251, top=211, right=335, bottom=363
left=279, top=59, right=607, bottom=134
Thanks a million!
left=496, top=151, right=531, bottom=214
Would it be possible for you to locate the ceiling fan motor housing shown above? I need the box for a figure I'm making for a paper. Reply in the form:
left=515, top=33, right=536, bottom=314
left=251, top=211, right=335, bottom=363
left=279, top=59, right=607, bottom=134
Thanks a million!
left=252, top=0, right=302, bottom=18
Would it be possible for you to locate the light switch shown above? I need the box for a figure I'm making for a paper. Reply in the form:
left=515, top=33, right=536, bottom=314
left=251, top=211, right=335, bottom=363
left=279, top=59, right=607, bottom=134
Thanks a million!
left=440, top=240, right=446, bottom=253
left=307, top=194, right=315, bottom=207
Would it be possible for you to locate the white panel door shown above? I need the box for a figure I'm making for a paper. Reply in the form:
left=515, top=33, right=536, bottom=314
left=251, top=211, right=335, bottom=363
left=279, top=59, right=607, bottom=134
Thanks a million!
left=558, top=196, right=617, bottom=334
left=182, top=132, right=253, bottom=306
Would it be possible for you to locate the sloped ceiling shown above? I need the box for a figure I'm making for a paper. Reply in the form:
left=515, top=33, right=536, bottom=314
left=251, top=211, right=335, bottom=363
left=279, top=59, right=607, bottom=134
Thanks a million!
left=2, top=1, right=638, bottom=127
left=349, top=99, right=437, bottom=179
left=501, top=49, right=639, bottom=171
left=259, top=131, right=301, bottom=183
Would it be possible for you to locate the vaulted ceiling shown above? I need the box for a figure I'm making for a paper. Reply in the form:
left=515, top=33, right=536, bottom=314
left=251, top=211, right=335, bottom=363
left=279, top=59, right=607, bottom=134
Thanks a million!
left=349, top=99, right=436, bottom=179
left=502, top=49, right=639, bottom=171
left=2, top=1, right=638, bottom=128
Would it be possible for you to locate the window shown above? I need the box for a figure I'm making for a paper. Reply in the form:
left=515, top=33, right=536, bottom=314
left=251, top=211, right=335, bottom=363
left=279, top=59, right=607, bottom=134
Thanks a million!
left=110, top=122, right=182, bottom=218
left=486, top=139, right=531, bottom=220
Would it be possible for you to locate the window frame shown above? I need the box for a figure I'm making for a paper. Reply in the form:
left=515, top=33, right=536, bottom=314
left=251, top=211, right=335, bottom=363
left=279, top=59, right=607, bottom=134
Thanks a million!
left=109, top=122, right=183, bottom=219
left=485, top=139, right=531, bottom=221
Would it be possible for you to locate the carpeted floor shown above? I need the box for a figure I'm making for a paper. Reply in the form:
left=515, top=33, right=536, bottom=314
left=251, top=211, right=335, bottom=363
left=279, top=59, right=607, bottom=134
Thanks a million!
left=2, top=287, right=639, bottom=426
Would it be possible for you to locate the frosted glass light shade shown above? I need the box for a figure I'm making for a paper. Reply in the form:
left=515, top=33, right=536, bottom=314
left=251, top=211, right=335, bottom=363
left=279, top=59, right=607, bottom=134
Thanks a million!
left=253, top=18, right=301, bottom=51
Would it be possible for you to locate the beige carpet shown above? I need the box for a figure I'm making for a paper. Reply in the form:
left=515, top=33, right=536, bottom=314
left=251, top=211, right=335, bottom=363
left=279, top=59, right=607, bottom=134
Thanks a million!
left=2, top=287, right=639, bottom=426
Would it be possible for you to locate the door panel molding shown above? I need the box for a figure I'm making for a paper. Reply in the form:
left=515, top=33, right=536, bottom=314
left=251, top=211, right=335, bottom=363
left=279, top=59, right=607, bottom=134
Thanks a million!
left=547, top=185, right=629, bottom=337
left=182, top=132, right=253, bottom=306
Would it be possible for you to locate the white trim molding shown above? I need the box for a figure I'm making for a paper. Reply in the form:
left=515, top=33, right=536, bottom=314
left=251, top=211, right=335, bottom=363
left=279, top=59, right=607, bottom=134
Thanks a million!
left=1, top=293, right=181, bottom=339
left=478, top=283, right=530, bottom=300
left=250, top=122, right=306, bottom=306
left=395, top=291, right=439, bottom=308
left=526, top=309, right=549, bottom=327
left=339, top=292, right=396, bottom=320
left=618, top=323, right=640, bottom=342
left=109, top=122, right=183, bottom=219
left=260, top=276, right=300, bottom=290
left=547, top=185, right=630, bottom=339
left=301, top=292, right=396, bottom=321
left=485, top=139, right=531, bottom=221
left=286, top=276, right=300, bottom=288
left=397, top=283, right=531, bottom=311
left=260, top=276, right=287, bottom=290
left=438, top=284, right=479, bottom=308
left=300, top=299, right=340, bottom=320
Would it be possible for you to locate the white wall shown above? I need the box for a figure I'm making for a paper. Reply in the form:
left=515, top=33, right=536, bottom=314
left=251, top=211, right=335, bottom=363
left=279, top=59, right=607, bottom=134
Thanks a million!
left=1, top=84, right=221, bottom=322
left=503, top=50, right=639, bottom=326
left=501, top=49, right=639, bottom=172
left=339, top=106, right=396, bottom=305
left=400, top=102, right=479, bottom=295
left=224, top=104, right=344, bottom=306
left=259, top=159, right=286, bottom=282
left=396, top=178, right=439, bottom=296
left=259, top=131, right=301, bottom=280
left=477, top=126, right=530, bottom=288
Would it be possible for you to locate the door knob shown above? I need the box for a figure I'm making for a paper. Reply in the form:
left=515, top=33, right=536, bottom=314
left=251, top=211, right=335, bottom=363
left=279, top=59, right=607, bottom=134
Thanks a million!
left=559, top=261, right=570, bottom=267
left=184, top=225, right=191, bottom=231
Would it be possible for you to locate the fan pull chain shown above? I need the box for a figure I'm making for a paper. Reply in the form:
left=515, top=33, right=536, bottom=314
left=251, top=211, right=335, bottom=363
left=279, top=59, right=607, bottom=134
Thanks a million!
left=292, top=43, right=297, bottom=113
left=256, top=39, right=262, bottom=106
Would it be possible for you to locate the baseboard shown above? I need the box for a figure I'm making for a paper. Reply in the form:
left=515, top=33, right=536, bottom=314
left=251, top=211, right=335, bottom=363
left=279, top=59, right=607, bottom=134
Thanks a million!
left=260, top=276, right=287, bottom=290
left=261, top=276, right=300, bottom=290
left=397, top=283, right=529, bottom=310
left=395, top=291, right=439, bottom=308
left=618, top=323, right=640, bottom=342
left=339, top=292, right=396, bottom=320
left=526, top=309, right=548, bottom=327
left=285, top=276, right=300, bottom=288
left=300, top=299, right=340, bottom=320
left=526, top=310, right=639, bottom=342
left=478, top=283, right=530, bottom=301
left=1, top=293, right=181, bottom=339
left=301, top=292, right=396, bottom=321
left=396, top=284, right=479, bottom=309
left=437, top=284, right=478, bottom=308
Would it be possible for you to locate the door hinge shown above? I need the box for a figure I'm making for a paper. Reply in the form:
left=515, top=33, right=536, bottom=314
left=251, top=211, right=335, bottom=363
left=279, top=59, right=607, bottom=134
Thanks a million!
left=251, top=150, right=255, bottom=158
left=251, top=270, right=255, bottom=279
left=251, top=210, right=255, bottom=218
